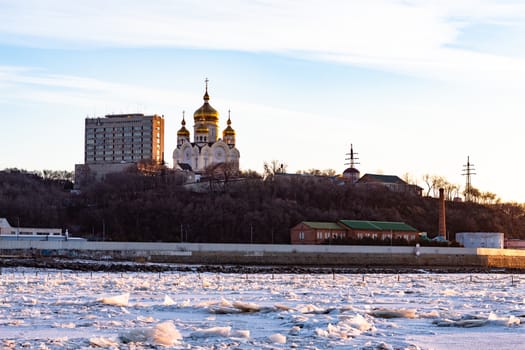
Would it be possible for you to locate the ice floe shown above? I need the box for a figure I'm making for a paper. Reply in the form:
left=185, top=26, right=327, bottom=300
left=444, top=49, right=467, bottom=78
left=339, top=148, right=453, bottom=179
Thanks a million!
left=99, top=292, right=130, bottom=306
left=2, top=269, right=525, bottom=349
left=119, top=320, right=182, bottom=346
left=368, top=308, right=417, bottom=319
left=268, top=333, right=287, bottom=344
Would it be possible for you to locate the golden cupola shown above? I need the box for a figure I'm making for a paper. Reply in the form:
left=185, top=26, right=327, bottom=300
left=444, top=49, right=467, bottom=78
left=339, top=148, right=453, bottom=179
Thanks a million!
left=177, top=113, right=190, bottom=137
left=222, top=110, right=236, bottom=146
left=193, top=80, right=219, bottom=125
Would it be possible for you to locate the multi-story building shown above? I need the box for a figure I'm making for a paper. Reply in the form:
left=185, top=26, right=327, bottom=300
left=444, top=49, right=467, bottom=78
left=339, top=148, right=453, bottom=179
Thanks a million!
left=75, top=113, right=164, bottom=187
left=84, top=114, right=164, bottom=164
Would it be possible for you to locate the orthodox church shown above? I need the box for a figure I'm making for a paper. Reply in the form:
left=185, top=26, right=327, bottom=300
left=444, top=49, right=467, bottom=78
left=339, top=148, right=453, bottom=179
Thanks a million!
left=172, top=80, right=240, bottom=173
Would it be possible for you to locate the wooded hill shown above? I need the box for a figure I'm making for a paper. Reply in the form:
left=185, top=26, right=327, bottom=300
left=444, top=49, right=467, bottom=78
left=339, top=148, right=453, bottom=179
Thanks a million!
left=1, top=168, right=525, bottom=243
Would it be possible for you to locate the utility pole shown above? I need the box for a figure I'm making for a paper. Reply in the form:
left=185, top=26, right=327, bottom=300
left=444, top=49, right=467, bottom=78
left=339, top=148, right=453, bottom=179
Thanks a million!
left=462, top=156, right=476, bottom=202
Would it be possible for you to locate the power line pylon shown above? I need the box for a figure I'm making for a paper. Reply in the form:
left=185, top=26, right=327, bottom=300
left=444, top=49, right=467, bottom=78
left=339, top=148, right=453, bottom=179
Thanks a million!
left=345, top=144, right=360, bottom=169
left=462, top=156, right=476, bottom=202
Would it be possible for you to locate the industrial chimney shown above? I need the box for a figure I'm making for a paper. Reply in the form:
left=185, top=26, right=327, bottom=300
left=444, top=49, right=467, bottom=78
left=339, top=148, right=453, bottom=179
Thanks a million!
left=438, top=188, right=447, bottom=240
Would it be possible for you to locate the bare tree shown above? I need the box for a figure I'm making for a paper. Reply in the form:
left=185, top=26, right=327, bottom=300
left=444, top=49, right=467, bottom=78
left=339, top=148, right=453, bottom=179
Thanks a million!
left=323, top=169, right=337, bottom=176
left=422, top=174, right=434, bottom=197
left=263, top=160, right=287, bottom=180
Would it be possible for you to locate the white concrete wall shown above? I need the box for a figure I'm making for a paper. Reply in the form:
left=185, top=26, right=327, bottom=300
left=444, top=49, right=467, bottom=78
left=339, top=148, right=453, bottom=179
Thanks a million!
left=2, top=240, right=520, bottom=256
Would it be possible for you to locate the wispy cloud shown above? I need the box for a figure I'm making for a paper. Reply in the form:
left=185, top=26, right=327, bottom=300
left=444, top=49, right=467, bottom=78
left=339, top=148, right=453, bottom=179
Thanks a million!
left=0, top=65, right=189, bottom=110
left=1, top=1, right=525, bottom=83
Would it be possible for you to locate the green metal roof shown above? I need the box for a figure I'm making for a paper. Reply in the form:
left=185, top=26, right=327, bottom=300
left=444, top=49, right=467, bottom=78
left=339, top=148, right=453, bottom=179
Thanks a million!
left=358, top=174, right=406, bottom=184
left=302, top=222, right=344, bottom=230
left=338, top=220, right=418, bottom=232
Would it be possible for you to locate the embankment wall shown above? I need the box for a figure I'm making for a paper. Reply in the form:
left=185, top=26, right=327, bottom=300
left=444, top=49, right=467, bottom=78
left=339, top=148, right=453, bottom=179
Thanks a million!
left=2, top=241, right=525, bottom=268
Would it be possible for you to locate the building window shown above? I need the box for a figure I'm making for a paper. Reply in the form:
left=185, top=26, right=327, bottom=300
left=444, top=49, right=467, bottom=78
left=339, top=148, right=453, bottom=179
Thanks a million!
left=317, top=231, right=322, bottom=240
left=299, top=232, right=304, bottom=240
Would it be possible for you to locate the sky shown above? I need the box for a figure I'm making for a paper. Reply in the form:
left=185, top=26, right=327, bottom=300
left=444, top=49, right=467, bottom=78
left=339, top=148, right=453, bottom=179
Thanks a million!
left=1, top=0, right=525, bottom=202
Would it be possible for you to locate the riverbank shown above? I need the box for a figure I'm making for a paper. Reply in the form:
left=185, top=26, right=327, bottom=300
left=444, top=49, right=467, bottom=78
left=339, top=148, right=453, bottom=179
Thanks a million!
left=3, top=241, right=525, bottom=272
left=2, top=257, right=525, bottom=274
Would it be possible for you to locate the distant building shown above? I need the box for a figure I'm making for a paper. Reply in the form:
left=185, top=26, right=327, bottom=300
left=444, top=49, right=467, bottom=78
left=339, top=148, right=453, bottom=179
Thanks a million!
left=505, top=239, right=525, bottom=250
left=357, top=174, right=422, bottom=196
left=456, top=232, right=504, bottom=249
left=0, top=218, right=85, bottom=241
left=339, top=220, right=420, bottom=241
left=172, top=80, right=240, bottom=174
left=291, top=220, right=420, bottom=244
left=290, top=222, right=347, bottom=244
left=340, top=167, right=360, bottom=183
left=75, top=113, right=164, bottom=186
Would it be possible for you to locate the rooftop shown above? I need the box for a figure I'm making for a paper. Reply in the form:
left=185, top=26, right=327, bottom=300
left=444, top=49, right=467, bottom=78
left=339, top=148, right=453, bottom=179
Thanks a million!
left=339, top=220, right=418, bottom=232
left=302, top=222, right=344, bottom=230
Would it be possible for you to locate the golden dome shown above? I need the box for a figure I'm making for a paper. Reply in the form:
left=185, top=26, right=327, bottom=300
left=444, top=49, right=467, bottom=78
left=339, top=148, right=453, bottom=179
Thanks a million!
left=223, top=126, right=235, bottom=136
left=194, top=83, right=219, bottom=123
left=177, top=126, right=190, bottom=137
left=177, top=114, right=190, bottom=136
left=222, top=111, right=236, bottom=138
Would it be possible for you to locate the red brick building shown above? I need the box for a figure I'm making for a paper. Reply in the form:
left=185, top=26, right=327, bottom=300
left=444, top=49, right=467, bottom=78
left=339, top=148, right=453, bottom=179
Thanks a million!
left=290, top=222, right=347, bottom=244
left=290, top=220, right=420, bottom=244
left=338, top=220, right=419, bottom=241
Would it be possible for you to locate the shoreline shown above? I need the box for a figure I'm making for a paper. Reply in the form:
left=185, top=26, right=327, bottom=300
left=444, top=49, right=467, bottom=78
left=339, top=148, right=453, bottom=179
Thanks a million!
left=2, top=257, right=524, bottom=274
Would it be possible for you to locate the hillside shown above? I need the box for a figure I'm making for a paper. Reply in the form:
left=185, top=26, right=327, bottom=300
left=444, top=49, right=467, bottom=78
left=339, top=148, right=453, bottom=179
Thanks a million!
left=1, top=169, right=525, bottom=243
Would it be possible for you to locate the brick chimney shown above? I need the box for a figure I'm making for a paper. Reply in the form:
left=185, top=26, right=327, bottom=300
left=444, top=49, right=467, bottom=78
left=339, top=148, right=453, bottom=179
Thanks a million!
left=438, top=188, right=447, bottom=240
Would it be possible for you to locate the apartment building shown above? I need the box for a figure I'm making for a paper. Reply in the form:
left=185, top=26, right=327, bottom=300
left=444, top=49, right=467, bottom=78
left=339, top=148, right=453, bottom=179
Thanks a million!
left=75, top=114, right=164, bottom=187
left=84, top=114, right=164, bottom=164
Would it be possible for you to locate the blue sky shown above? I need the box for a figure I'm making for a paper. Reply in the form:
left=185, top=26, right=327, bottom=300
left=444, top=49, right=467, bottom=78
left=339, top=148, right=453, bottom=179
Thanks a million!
left=1, top=0, right=525, bottom=202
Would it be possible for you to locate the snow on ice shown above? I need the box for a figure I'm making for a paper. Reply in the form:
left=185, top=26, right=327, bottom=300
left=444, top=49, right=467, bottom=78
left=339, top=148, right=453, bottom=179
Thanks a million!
left=1, top=268, right=525, bottom=349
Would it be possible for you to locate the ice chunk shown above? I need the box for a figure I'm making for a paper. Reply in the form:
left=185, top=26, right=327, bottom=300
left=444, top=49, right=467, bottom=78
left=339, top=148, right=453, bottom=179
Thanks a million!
left=52, top=322, right=76, bottom=328
left=315, top=328, right=329, bottom=337
left=151, top=320, right=183, bottom=346
left=137, top=315, right=156, bottom=323
left=368, top=308, right=416, bottom=319
left=202, top=279, right=212, bottom=288
left=232, top=301, right=260, bottom=312
left=275, top=303, right=294, bottom=311
left=191, top=326, right=232, bottom=338
left=209, top=305, right=241, bottom=314
left=340, top=314, right=373, bottom=332
left=269, top=333, right=286, bottom=344
left=289, top=326, right=301, bottom=335
left=442, top=289, right=458, bottom=296
left=419, top=310, right=440, bottom=318
left=90, top=337, right=119, bottom=347
left=99, top=293, right=130, bottom=307
left=231, top=329, right=250, bottom=338
left=488, top=312, right=521, bottom=327
left=163, top=295, right=176, bottom=306
left=433, top=318, right=488, bottom=328
left=120, top=320, right=182, bottom=346
left=298, top=304, right=332, bottom=314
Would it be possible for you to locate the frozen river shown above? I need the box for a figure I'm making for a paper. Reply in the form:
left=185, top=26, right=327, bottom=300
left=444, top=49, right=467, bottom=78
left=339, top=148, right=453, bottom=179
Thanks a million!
left=1, top=267, right=525, bottom=349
